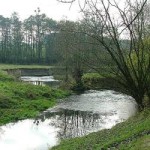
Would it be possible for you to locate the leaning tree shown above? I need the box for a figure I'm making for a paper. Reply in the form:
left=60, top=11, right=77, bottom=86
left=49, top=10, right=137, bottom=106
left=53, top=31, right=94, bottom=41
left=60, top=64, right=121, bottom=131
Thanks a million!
left=57, top=0, right=150, bottom=110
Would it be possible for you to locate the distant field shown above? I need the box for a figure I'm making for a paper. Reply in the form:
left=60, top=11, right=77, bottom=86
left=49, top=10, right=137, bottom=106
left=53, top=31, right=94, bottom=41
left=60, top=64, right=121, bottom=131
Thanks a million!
left=0, top=64, right=56, bottom=70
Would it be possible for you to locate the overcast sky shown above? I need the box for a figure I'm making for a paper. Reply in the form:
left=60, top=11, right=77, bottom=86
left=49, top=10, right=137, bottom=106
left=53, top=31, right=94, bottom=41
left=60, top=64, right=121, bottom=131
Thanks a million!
left=0, top=0, right=81, bottom=21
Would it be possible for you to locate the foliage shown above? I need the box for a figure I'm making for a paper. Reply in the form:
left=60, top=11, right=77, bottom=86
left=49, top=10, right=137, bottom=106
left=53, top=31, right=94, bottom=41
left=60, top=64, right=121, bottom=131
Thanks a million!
left=0, top=0, right=150, bottom=111
left=0, top=10, right=58, bottom=64
left=127, top=37, right=150, bottom=105
left=0, top=71, right=15, bottom=81
left=55, top=0, right=150, bottom=110
left=74, top=0, right=150, bottom=110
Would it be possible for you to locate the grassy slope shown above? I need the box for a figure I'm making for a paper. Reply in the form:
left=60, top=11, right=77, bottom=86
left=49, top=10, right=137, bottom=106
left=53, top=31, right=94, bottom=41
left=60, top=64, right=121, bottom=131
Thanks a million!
left=52, top=108, right=150, bottom=150
left=0, top=65, right=69, bottom=125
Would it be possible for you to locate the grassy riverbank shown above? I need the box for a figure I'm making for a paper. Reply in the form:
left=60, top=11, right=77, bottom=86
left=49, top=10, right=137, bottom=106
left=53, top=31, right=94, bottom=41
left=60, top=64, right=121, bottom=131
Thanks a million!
left=0, top=66, right=70, bottom=125
left=52, top=108, right=150, bottom=150
left=82, top=73, right=127, bottom=93
left=52, top=73, right=150, bottom=150
left=1, top=65, right=149, bottom=149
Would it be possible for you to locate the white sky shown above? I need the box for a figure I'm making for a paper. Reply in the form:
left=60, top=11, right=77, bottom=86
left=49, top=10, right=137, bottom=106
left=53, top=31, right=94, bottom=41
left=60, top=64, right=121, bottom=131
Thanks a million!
left=0, top=0, right=81, bottom=21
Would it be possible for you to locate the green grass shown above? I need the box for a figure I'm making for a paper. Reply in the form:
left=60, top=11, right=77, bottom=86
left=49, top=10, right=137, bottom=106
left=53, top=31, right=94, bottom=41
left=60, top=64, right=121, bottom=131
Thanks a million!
left=0, top=70, right=15, bottom=81
left=82, top=73, right=104, bottom=80
left=0, top=69, right=70, bottom=125
left=118, top=134, right=150, bottom=150
left=1, top=65, right=149, bottom=149
left=51, top=109, right=150, bottom=150
left=0, top=64, right=53, bottom=70
left=82, top=73, right=125, bottom=92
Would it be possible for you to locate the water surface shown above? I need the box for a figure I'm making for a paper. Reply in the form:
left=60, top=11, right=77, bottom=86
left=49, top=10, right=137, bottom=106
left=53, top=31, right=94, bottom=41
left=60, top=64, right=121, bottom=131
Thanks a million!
left=20, top=76, right=59, bottom=87
left=0, top=90, right=137, bottom=150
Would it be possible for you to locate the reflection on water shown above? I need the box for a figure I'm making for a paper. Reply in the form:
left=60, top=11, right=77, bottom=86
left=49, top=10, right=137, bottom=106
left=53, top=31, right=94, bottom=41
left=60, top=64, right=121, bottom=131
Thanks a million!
left=39, top=109, right=119, bottom=140
left=0, top=90, right=138, bottom=150
left=20, top=76, right=60, bottom=87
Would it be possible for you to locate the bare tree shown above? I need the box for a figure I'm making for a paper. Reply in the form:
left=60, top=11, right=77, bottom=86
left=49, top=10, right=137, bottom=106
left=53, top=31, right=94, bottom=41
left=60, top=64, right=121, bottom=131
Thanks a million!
left=56, top=20, right=86, bottom=90
left=57, top=0, right=149, bottom=110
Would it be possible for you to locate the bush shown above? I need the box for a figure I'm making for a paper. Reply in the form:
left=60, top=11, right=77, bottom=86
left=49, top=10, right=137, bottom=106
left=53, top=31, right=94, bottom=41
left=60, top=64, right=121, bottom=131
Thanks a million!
left=0, top=71, right=15, bottom=81
left=0, top=93, right=14, bottom=108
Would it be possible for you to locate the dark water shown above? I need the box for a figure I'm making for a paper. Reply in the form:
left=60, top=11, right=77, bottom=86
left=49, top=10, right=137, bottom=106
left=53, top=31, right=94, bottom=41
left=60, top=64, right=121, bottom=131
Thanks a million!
left=0, top=90, right=137, bottom=150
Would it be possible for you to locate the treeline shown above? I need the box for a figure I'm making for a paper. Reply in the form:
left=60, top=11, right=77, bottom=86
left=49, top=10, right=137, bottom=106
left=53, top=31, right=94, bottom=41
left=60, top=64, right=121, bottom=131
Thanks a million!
left=0, top=8, right=59, bottom=64
left=0, top=8, right=116, bottom=66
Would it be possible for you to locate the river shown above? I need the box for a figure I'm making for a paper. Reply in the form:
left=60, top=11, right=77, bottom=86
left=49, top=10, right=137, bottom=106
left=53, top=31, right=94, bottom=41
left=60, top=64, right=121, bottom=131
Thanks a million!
left=20, top=76, right=59, bottom=87
left=0, top=88, right=137, bottom=150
